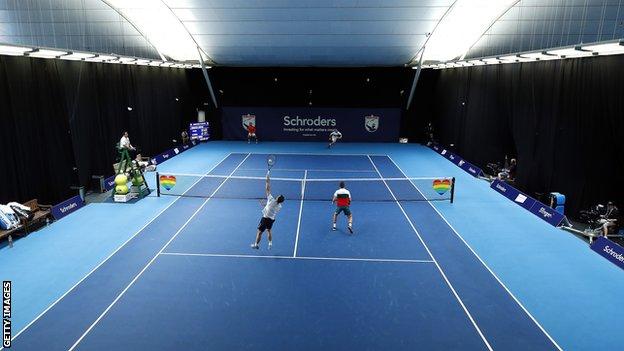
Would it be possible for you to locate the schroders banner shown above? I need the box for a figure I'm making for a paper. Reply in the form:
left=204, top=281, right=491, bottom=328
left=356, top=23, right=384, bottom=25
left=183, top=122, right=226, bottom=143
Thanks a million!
left=51, top=195, right=85, bottom=220
left=591, top=237, right=624, bottom=270
left=221, top=107, right=401, bottom=142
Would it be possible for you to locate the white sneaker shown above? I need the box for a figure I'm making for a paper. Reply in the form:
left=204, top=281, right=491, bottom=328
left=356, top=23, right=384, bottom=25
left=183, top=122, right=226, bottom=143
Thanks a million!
left=268, top=241, right=272, bottom=249
left=251, top=243, right=259, bottom=249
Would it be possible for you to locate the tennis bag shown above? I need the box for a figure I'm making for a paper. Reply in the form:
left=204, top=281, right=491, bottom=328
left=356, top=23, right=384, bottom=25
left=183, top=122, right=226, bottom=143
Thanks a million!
left=0, top=204, right=20, bottom=230
left=8, top=202, right=33, bottom=220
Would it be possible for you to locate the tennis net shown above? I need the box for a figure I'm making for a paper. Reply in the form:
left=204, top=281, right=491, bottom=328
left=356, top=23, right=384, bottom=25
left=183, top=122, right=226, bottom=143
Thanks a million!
left=155, top=172, right=455, bottom=203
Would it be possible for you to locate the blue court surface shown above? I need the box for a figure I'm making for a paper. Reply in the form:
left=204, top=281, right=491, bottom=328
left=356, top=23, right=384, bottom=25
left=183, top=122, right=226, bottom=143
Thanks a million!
left=2, top=142, right=623, bottom=351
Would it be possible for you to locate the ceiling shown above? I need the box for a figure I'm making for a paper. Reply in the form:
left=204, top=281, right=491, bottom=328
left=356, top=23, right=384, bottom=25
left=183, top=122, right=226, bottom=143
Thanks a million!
left=466, top=0, right=624, bottom=59
left=167, top=0, right=451, bottom=66
left=0, top=0, right=623, bottom=66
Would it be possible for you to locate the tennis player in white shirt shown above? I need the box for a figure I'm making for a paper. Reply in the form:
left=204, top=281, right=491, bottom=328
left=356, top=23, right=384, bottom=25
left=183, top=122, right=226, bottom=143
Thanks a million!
left=251, top=172, right=285, bottom=249
left=328, top=130, right=342, bottom=148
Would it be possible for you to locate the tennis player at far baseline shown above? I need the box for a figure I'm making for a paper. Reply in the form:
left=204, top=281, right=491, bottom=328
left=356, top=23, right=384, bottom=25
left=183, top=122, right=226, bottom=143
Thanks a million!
left=328, top=129, right=342, bottom=148
left=332, top=181, right=353, bottom=234
left=251, top=172, right=285, bottom=250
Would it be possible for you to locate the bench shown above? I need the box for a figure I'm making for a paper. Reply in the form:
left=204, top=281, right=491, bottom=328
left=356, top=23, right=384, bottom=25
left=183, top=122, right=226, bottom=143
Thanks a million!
left=0, top=199, right=51, bottom=241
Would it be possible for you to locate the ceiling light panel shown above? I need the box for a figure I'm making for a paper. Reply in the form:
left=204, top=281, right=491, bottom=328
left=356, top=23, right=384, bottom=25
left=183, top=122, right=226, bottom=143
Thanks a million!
left=423, top=0, right=517, bottom=62
left=106, top=0, right=199, bottom=61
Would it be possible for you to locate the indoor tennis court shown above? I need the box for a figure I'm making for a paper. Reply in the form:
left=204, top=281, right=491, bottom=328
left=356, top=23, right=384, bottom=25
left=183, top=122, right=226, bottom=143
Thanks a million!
left=4, top=148, right=560, bottom=350
left=2, top=1, right=624, bottom=351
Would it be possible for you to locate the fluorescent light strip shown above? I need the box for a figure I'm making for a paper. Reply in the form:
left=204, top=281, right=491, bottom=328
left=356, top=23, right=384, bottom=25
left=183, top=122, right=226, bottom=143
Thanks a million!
left=498, top=55, right=519, bottom=63
left=60, top=52, right=96, bottom=60
left=581, top=42, right=624, bottom=56
left=28, top=49, right=68, bottom=58
left=482, top=57, right=501, bottom=64
left=424, top=39, right=624, bottom=70
left=84, top=55, right=118, bottom=63
left=547, top=48, right=594, bottom=58
left=0, top=43, right=197, bottom=69
left=0, top=44, right=32, bottom=56
left=98, top=55, right=118, bottom=61
left=519, top=52, right=558, bottom=61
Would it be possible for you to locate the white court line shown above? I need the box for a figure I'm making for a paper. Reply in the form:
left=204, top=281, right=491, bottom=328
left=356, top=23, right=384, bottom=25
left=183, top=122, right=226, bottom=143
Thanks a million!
left=160, top=252, right=434, bottom=264
left=67, top=153, right=252, bottom=351
left=386, top=155, right=563, bottom=351
left=3, top=153, right=234, bottom=348
left=293, top=170, right=307, bottom=257
left=366, top=155, right=493, bottom=351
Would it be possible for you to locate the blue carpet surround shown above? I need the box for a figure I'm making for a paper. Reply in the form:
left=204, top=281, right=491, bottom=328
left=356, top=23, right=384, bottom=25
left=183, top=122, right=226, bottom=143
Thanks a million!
left=1, top=141, right=622, bottom=351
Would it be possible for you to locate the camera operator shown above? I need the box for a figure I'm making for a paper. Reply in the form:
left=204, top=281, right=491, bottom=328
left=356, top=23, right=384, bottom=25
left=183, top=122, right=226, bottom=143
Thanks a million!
left=598, top=201, right=619, bottom=237
left=498, top=158, right=517, bottom=181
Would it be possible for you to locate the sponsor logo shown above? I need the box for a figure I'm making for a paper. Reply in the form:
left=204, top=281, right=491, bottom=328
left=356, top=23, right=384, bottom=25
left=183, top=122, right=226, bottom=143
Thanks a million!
left=283, top=115, right=336, bottom=127
left=2, top=281, right=10, bottom=348
left=603, top=246, right=624, bottom=263
left=163, top=154, right=169, bottom=159
left=151, top=158, right=157, bottom=165
left=441, top=149, right=447, bottom=155
left=495, top=183, right=507, bottom=192
left=364, top=115, right=379, bottom=132
left=449, top=154, right=455, bottom=160
left=433, top=145, right=440, bottom=151
left=468, top=167, right=476, bottom=174
left=174, top=148, right=179, bottom=154
left=458, top=160, right=465, bottom=167
left=242, top=114, right=256, bottom=129
left=538, top=207, right=553, bottom=218
left=515, top=194, right=527, bottom=203
left=60, top=202, right=78, bottom=214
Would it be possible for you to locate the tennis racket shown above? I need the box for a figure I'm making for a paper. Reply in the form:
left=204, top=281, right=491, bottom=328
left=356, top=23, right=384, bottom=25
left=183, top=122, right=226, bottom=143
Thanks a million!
left=267, top=154, right=276, bottom=173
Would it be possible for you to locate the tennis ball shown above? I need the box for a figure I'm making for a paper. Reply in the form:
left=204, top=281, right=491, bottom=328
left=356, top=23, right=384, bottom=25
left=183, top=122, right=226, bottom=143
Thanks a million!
left=114, top=174, right=128, bottom=186
left=115, top=185, right=129, bottom=195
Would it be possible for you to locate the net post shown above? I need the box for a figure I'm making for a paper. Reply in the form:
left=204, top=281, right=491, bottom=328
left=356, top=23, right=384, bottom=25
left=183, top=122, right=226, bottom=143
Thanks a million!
left=450, top=177, right=455, bottom=203
left=156, top=172, right=160, bottom=197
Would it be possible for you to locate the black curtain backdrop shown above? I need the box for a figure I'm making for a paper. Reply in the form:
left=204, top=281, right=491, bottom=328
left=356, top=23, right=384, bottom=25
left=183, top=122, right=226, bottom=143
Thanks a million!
left=60, top=61, right=199, bottom=189
left=207, top=67, right=414, bottom=137
left=417, top=55, right=624, bottom=217
left=208, top=67, right=413, bottom=108
left=0, top=55, right=204, bottom=205
left=0, top=56, right=76, bottom=204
